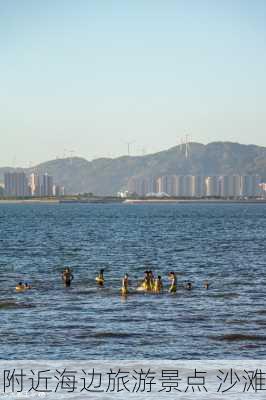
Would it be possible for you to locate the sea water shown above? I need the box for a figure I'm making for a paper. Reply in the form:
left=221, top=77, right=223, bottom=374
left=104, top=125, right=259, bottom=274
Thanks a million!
left=0, top=203, right=265, bottom=359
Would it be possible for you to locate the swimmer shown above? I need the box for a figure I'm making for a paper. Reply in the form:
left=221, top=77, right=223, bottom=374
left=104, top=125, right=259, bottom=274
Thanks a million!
left=143, top=270, right=154, bottom=291
left=142, top=270, right=153, bottom=291
left=16, top=282, right=25, bottom=292
left=203, top=280, right=209, bottom=289
left=137, top=271, right=149, bottom=291
left=185, top=282, right=193, bottom=290
left=121, top=273, right=129, bottom=296
left=153, top=275, right=163, bottom=293
left=62, top=267, right=74, bottom=287
left=149, top=270, right=155, bottom=291
left=96, top=269, right=104, bottom=286
left=24, top=283, right=32, bottom=290
left=168, top=272, right=177, bottom=293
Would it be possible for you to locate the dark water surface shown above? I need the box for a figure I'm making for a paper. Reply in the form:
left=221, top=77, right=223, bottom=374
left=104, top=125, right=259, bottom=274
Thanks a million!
left=0, top=203, right=265, bottom=359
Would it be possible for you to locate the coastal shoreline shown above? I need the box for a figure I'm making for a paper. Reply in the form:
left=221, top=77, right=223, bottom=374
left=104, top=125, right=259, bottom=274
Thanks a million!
left=0, top=199, right=60, bottom=204
left=123, top=198, right=266, bottom=204
left=0, top=198, right=266, bottom=205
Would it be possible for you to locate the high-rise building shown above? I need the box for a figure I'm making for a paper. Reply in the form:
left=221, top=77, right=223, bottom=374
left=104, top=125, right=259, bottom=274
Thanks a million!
left=127, top=177, right=137, bottom=194
left=259, top=183, right=266, bottom=197
left=220, top=175, right=241, bottom=197
left=172, top=175, right=192, bottom=197
left=241, top=175, right=261, bottom=197
left=155, top=176, right=163, bottom=193
left=4, top=172, right=29, bottom=197
left=128, top=176, right=157, bottom=196
left=205, top=176, right=219, bottom=197
left=220, top=175, right=229, bottom=197
left=29, top=173, right=40, bottom=196
left=139, top=177, right=149, bottom=196
left=232, top=175, right=241, bottom=197
left=53, top=184, right=65, bottom=197
left=191, top=175, right=205, bottom=197
left=40, top=173, right=54, bottom=197
left=183, top=175, right=194, bottom=197
left=153, top=175, right=178, bottom=196
left=175, top=175, right=184, bottom=197
left=166, top=175, right=178, bottom=196
left=128, top=174, right=262, bottom=198
left=4, top=171, right=59, bottom=198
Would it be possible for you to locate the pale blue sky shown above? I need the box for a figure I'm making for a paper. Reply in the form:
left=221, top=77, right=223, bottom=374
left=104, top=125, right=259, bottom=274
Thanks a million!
left=1, top=0, right=266, bottom=166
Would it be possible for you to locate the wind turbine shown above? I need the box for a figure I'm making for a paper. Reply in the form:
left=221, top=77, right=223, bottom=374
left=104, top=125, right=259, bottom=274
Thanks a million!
left=178, top=134, right=191, bottom=159
left=12, top=155, right=17, bottom=168
left=141, top=147, right=147, bottom=156
left=178, top=137, right=184, bottom=154
left=185, top=134, right=191, bottom=159
left=69, top=150, right=75, bottom=165
left=125, top=140, right=135, bottom=156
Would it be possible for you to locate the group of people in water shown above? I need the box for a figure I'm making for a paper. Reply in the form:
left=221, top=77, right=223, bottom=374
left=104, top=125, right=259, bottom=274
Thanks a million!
left=15, top=282, right=32, bottom=292
left=119, top=270, right=209, bottom=295
left=16, top=267, right=209, bottom=295
left=64, top=267, right=209, bottom=296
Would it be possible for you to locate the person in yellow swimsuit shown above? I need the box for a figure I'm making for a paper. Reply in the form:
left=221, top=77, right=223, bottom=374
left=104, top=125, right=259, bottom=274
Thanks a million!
left=96, top=269, right=104, bottom=286
left=153, top=275, right=163, bottom=293
left=168, top=272, right=177, bottom=293
left=121, top=273, right=129, bottom=296
left=149, top=271, right=155, bottom=291
left=137, top=271, right=149, bottom=291
left=16, top=282, right=25, bottom=292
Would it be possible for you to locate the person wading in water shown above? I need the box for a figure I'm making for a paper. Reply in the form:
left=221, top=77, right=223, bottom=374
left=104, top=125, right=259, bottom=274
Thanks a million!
left=62, top=267, right=74, bottom=287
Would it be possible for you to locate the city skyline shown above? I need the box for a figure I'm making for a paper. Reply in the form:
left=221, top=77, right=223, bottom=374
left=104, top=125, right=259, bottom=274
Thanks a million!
left=127, top=174, right=262, bottom=198
left=2, top=170, right=263, bottom=198
left=1, top=1, right=266, bottom=166
left=3, top=171, right=64, bottom=197
left=0, top=140, right=265, bottom=196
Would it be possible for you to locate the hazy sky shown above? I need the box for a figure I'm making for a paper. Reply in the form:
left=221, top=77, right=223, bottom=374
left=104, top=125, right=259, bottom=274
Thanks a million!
left=1, top=0, right=266, bottom=167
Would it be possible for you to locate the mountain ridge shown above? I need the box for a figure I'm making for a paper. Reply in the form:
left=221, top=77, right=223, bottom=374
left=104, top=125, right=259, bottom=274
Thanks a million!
left=1, top=142, right=265, bottom=195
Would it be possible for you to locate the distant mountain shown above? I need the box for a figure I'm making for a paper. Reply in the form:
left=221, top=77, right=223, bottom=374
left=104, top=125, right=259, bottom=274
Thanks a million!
left=0, top=142, right=265, bottom=195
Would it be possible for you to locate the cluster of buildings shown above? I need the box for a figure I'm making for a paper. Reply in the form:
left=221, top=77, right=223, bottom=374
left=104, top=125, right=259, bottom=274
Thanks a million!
left=4, top=172, right=65, bottom=198
left=127, top=174, right=263, bottom=198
